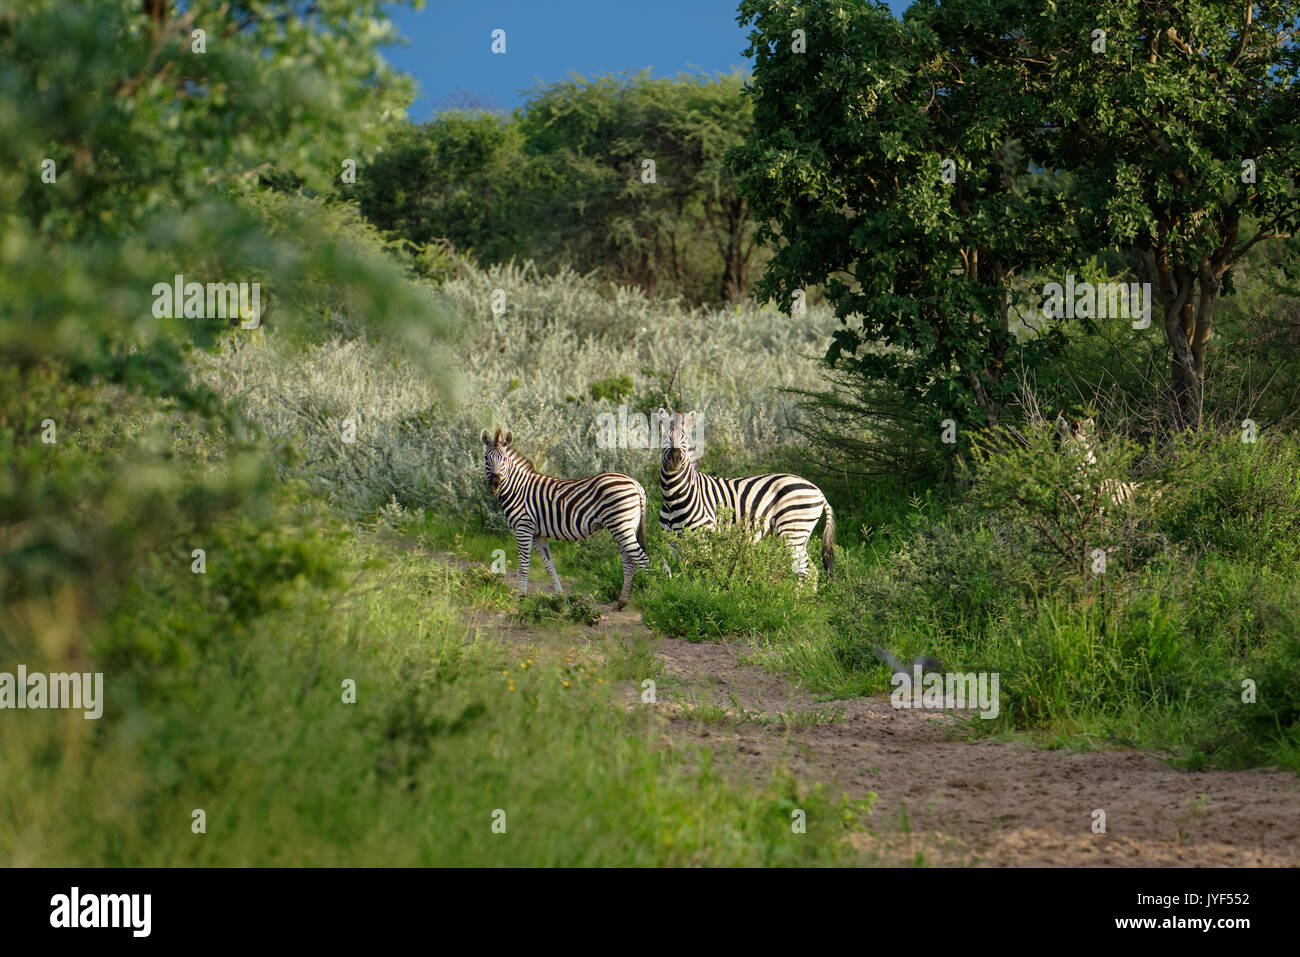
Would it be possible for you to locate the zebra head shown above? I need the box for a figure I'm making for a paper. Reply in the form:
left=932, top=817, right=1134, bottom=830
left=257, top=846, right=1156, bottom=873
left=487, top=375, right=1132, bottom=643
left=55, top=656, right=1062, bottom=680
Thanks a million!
left=656, top=409, right=696, bottom=475
left=480, top=428, right=515, bottom=496
left=1056, top=412, right=1098, bottom=465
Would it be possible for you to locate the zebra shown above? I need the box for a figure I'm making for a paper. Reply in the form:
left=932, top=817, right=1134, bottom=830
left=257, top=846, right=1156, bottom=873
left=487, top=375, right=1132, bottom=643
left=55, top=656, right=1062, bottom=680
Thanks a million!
left=1055, top=413, right=1152, bottom=509
left=656, top=409, right=836, bottom=582
left=481, top=429, right=650, bottom=609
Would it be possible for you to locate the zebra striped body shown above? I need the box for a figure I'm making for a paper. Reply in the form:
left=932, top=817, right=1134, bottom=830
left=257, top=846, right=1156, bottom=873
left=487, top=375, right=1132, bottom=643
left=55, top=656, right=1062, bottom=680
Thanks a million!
left=481, top=429, right=649, bottom=608
left=656, top=410, right=835, bottom=581
left=1056, top=415, right=1153, bottom=509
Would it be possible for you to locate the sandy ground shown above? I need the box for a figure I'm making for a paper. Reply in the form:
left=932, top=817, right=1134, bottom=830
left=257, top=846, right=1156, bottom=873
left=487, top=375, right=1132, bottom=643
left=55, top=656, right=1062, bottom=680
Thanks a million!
left=468, top=586, right=1300, bottom=867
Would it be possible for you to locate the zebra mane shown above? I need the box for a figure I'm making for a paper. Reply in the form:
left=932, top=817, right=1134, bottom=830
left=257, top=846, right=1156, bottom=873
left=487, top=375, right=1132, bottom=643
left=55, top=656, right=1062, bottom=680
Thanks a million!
left=503, top=443, right=537, bottom=474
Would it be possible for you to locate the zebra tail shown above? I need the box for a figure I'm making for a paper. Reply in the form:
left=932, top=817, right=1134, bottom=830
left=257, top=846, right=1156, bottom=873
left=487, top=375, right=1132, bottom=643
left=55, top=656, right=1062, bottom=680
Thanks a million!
left=822, top=501, right=836, bottom=580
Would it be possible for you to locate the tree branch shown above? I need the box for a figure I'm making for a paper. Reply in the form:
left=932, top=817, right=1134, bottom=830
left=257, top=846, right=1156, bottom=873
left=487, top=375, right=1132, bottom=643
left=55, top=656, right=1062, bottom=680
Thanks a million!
left=1227, top=4, right=1253, bottom=68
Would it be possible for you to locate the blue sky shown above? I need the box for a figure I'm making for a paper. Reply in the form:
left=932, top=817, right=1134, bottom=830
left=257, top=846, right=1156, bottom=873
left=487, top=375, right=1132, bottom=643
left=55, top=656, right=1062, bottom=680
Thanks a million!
left=384, top=0, right=913, bottom=119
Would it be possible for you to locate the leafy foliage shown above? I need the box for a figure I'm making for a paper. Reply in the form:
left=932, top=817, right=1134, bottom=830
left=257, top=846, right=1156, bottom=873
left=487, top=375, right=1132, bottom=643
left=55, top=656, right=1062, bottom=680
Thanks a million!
left=349, top=111, right=539, bottom=267
left=357, top=70, right=765, bottom=305
left=1008, top=0, right=1300, bottom=427
left=733, top=0, right=1076, bottom=435
left=735, top=0, right=1300, bottom=438
left=964, top=418, right=1190, bottom=578
left=640, top=510, right=819, bottom=641
left=1, top=0, right=451, bottom=616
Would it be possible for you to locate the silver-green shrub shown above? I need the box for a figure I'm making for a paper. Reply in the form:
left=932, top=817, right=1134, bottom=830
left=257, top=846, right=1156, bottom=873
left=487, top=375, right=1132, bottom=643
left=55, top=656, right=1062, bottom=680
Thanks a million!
left=196, top=261, right=838, bottom=528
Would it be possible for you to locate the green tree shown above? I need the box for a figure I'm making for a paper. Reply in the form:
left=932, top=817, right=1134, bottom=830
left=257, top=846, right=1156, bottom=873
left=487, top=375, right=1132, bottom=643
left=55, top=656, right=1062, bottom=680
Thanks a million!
left=520, top=69, right=762, bottom=304
left=351, top=112, right=541, bottom=268
left=734, top=0, right=1300, bottom=443
left=1, top=0, right=453, bottom=615
left=358, top=71, right=763, bottom=304
left=1008, top=0, right=1300, bottom=429
left=732, top=0, right=1076, bottom=448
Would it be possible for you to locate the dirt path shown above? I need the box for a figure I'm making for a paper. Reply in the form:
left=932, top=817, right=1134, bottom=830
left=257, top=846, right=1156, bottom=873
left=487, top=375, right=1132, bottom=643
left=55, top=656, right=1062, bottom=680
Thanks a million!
left=472, top=589, right=1300, bottom=866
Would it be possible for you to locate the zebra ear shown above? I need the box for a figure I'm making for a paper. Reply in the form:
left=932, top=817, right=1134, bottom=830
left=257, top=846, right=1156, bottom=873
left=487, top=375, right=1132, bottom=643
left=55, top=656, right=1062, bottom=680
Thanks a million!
left=686, top=411, right=696, bottom=428
left=503, top=431, right=513, bottom=446
left=480, top=429, right=491, bottom=446
left=656, top=407, right=669, bottom=424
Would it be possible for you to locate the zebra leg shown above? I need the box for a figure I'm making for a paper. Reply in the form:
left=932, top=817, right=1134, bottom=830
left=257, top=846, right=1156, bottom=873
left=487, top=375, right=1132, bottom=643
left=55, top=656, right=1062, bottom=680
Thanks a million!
left=661, top=538, right=680, bottom=579
left=783, top=531, right=813, bottom=586
left=632, top=537, right=651, bottom=584
left=792, top=545, right=811, bottom=580
left=612, top=530, right=642, bottom=609
left=539, top=539, right=563, bottom=593
left=514, top=529, right=533, bottom=596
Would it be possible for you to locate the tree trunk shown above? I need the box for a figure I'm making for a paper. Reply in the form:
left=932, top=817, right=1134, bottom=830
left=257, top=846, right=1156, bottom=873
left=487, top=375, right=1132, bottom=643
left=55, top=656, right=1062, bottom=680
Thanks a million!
left=1169, top=296, right=1202, bottom=430
left=719, top=198, right=748, bottom=304
left=1156, top=253, right=1212, bottom=431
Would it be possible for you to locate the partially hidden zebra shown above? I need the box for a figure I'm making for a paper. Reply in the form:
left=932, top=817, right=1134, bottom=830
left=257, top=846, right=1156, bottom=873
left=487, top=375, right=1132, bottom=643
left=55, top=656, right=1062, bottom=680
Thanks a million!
left=481, top=429, right=650, bottom=609
left=1055, top=413, right=1156, bottom=509
left=656, top=409, right=836, bottom=581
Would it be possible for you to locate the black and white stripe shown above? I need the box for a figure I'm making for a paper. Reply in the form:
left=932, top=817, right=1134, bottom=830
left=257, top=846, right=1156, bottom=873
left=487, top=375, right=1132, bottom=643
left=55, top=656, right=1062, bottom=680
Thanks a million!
left=656, top=410, right=835, bottom=581
left=1056, top=414, right=1148, bottom=508
left=481, top=428, right=649, bottom=608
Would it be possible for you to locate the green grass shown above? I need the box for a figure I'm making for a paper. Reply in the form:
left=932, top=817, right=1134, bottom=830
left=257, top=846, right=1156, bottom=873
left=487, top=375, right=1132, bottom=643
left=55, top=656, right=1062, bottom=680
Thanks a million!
left=674, top=698, right=848, bottom=729
left=0, top=511, right=870, bottom=866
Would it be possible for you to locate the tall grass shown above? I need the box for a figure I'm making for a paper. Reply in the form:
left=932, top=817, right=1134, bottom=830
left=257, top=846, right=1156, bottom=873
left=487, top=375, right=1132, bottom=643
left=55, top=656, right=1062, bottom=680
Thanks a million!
left=0, top=504, right=866, bottom=866
left=640, top=515, right=821, bottom=641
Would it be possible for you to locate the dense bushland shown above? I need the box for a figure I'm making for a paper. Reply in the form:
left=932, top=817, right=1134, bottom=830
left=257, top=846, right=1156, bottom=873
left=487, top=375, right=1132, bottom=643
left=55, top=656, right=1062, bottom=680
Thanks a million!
left=194, top=250, right=1299, bottom=774
left=4, top=0, right=1298, bottom=874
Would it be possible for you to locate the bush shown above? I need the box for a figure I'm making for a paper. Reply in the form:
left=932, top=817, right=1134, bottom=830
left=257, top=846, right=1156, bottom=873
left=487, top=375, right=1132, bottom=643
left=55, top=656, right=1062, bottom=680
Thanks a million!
left=513, top=591, right=602, bottom=627
left=589, top=374, right=635, bottom=403
left=964, top=418, right=1196, bottom=580
left=1158, top=429, right=1300, bottom=565
left=640, top=512, right=818, bottom=641
left=828, top=501, right=1032, bottom=648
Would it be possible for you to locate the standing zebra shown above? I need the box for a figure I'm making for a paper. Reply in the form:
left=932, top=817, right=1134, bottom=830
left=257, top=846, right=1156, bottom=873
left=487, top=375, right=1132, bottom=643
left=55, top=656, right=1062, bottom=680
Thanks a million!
left=481, top=429, right=650, bottom=609
left=656, top=409, right=835, bottom=581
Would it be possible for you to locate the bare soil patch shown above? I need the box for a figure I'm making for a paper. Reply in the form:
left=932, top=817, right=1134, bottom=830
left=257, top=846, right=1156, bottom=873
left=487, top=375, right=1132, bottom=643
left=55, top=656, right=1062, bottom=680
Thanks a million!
left=472, top=586, right=1300, bottom=866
